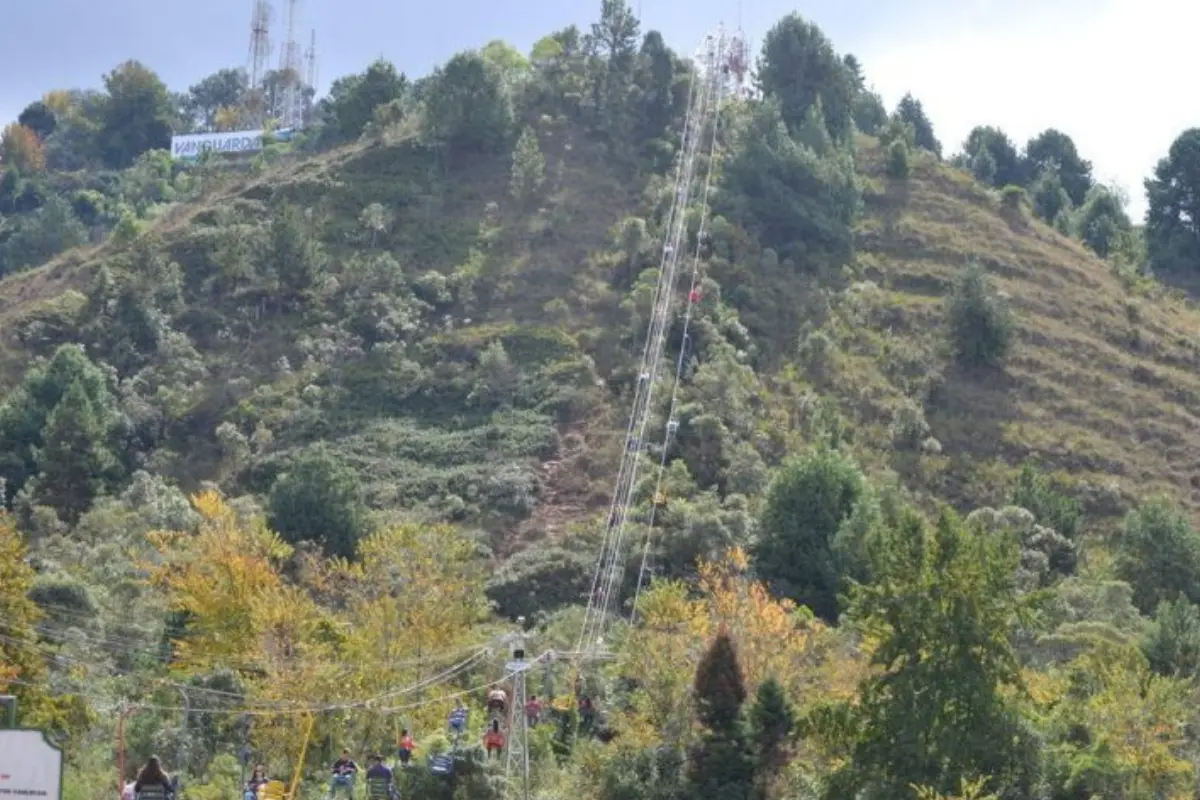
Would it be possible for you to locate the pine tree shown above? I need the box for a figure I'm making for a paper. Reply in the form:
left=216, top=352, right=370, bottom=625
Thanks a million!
left=510, top=126, right=546, bottom=205
left=749, top=677, right=795, bottom=790
left=35, top=379, right=121, bottom=523
left=687, top=627, right=756, bottom=800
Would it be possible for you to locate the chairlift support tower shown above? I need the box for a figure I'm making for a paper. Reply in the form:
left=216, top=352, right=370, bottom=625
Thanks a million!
left=504, top=620, right=531, bottom=800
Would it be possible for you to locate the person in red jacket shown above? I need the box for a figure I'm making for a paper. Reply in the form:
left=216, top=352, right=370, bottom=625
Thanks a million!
left=396, top=729, right=416, bottom=768
left=524, top=694, right=542, bottom=727
left=483, top=719, right=505, bottom=759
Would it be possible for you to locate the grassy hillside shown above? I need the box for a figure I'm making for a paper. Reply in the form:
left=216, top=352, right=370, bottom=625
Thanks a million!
left=6, top=128, right=1197, bottom=539
left=834, top=141, right=1200, bottom=524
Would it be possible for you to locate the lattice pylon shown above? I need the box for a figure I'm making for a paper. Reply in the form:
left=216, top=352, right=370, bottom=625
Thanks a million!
left=504, top=661, right=531, bottom=800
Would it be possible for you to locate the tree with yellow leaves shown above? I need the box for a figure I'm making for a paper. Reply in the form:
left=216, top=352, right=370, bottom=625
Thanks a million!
left=1, top=123, right=46, bottom=172
left=0, top=513, right=91, bottom=740
left=337, top=522, right=491, bottom=737
left=0, top=513, right=50, bottom=718
left=146, top=492, right=339, bottom=765
left=213, top=106, right=241, bottom=132
left=1039, top=642, right=1193, bottom=799
left=618, top=548, right=851, bottom=749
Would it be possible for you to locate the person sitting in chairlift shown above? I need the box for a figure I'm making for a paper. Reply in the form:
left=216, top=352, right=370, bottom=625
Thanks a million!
left=325, top=748, right=358, bottom=799
left=244, top=764, right=268, bottom=800
left=483, top=719, right=506, bottom=759
left=525, top=694, right=542, bottom=727
left=364, top=754, right=395, bottom=800
left=487, top=688, right=507, bottom=715
left=396, top=729, right=416, bottom=768
left=134, top=756, right=174, bottom=800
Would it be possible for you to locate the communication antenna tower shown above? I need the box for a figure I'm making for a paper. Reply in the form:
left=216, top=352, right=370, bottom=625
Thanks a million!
left=277, top=0, right=303, bottom=129
left=246, top=0, right=272, bottom=126
left=247, top=0, right=272, bottom=87
left=304, top=29, right=318, bottom=96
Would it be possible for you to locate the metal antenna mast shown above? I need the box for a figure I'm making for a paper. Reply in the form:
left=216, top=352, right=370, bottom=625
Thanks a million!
left=277, top=0, right=302, bottom=128
left=305, top=29, right=318, bottom=96
left=246, top=0, right=272, bottom=126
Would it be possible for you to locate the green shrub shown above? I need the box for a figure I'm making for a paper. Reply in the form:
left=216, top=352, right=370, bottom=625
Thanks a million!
left=886, top=139, right=910, bottom=179
left=1000, top=184, right=1028, bottom=214
left=947, top=261, right=1014, bottom=367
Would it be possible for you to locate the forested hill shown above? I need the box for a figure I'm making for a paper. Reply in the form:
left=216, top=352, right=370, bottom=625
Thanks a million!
left=5, top=4, right=1200, bottom=800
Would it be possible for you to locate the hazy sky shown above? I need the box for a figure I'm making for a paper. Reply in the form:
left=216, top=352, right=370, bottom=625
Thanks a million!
left=1, top=0, right=1194, bottom=218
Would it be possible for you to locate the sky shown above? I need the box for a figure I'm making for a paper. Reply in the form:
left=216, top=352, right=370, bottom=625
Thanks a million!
left=1, top=0, right=1195, bottom=219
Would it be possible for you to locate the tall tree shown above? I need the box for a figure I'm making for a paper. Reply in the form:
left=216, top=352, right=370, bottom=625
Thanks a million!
left=748, top=677, right=795, bottom=795
left=1024, top=128, right=1093, bottom=205
left=947, top=260, right=1014, bottom=368
left=827, top=508, right=1038, bottom=797
left=1116, top=497, right=1200, bottom=614
left=510, top=126, right=546, bottom=204
left=895, top=93, right=941, bottom=158
left=852, top=91, right=888, bottom=136
left=1144, top=128, right=1200, bottom=273
left=752, top=446, right=864, bottom=621
left=263, top=201, right=325, bottom=303
left=35, top=379, right=122, bottom=523
left=842, top=54, right=865, bottom=92
left=422, top=51, right=514, bottom=156
left=633, top=30, right=679, bottom=143
left=720, top=98, right=859, bottom=272
left=17, top=101, right=57, bottom=140
left=98, top=60, right=174, bottom=168
left=961, top=126, right=1023, bottom=187
left=0, top=124, right=46, bottom=172
left=186, top=68, right=249, bottom=131
left=687, top=627, right=756, bottom=800
left=0, top=514, right=50, bottom=721
left=325, top=60, right=408, bottom=141
left=757, top=13, right=855, bottom=143
left=1028, top=167, right=1072, bottom=226
left=1076, top=185, right=1132, bottom=259
left=0, top=344, right=124, bottom=506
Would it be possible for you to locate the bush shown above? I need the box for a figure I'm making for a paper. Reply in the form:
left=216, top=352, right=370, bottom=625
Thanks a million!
left=886, top=139, right=910, bottom=179
left=947, top=261, right=1014, bottom=367
left=1000, top=184, right=1028, bottom=215
left=486, top=546, right=593, bottom=621
left=1116, top=498, right=1200, bottom=614
left=267, top=445, right=370, bottom=560
left=798, top=330, right=835, bottom=384
left=889, top=399, right=929, bottom=450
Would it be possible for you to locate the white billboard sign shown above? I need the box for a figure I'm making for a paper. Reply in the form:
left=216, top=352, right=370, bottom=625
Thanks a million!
left=170, top=130, right=264, bottom=160
left=0, top=730, right=63, bottom=800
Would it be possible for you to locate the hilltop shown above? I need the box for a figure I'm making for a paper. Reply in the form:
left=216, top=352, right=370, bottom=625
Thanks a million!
left=6, top=7, right=1200, bottom=800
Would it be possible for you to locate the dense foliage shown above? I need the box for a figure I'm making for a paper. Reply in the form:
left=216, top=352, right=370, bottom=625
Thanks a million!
left=4, top=3, right=1200, bottom=800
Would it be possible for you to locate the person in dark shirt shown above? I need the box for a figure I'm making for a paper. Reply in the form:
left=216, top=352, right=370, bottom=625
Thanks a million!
left=363, top=754, right=394, bottom=800
left=326, top=749, right=358, bottom=799
left=244, top=764, right=268, bottom=800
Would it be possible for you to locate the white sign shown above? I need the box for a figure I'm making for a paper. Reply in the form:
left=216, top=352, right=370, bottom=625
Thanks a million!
left=0, top=731, right=63, bottom=800
left=170, top=130, right=264, bottom=160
